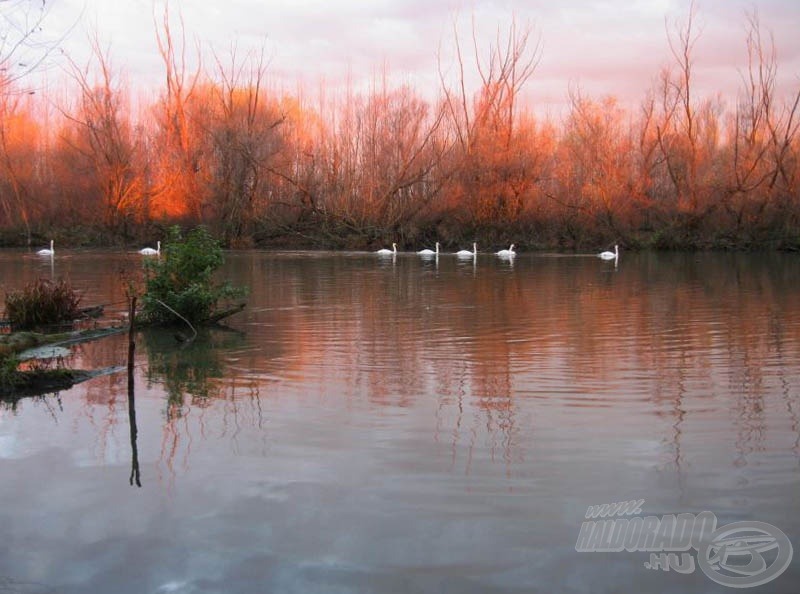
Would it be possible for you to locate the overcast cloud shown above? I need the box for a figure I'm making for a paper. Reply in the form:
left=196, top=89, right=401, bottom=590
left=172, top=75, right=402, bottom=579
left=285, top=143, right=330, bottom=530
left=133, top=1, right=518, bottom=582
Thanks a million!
left=40, top=0, right=800, bottom=114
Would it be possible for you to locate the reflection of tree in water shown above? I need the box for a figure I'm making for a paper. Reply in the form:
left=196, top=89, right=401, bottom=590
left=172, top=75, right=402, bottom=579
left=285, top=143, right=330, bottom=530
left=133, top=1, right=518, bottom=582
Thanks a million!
left=730, top=350, right=766, bottom=469
left=432, top=357, right=523, bottom=479
left=639, top=255, right=800, bottom=492
left=142, top=327, right=243, bottom=412
left=140, top=326, right=264, bottom=481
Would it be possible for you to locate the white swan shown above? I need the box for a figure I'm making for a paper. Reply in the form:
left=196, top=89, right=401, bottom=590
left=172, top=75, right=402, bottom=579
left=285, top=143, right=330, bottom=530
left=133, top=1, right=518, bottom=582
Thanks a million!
left=37, top=240, right=54, bottom=256
left=376, top=242, right=397, bottom=255
left=496, top=244, right=515, bottom=257
left=456, top=243, right=477, bottom=257
left=140, top=240, right=161, bottom=256
left=417, top=242, right=439, bottom=256
left=598, top=244, right=619, bottom=260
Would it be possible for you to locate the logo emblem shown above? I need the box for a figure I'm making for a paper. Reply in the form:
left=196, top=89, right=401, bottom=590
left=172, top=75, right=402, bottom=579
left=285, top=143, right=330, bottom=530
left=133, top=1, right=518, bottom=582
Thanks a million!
left=576, top=501, right=794, bottom=588
left=697, top=521, right=793, bottom=588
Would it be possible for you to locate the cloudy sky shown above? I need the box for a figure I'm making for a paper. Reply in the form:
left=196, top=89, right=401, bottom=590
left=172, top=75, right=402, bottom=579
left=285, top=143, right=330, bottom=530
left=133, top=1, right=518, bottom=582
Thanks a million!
left=36, top=0, right=800, bottom=114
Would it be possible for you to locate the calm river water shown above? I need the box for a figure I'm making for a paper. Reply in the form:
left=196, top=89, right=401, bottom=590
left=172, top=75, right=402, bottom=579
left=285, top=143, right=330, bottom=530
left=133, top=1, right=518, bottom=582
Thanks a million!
left=0, top=248, right=799, bottom=593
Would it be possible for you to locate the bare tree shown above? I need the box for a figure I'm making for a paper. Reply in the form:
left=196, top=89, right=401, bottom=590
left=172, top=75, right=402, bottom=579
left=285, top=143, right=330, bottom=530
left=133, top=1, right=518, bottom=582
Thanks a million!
left=205, top=44, right=285, bottom=245
left=60, top=33, right=143, bottom=232
left=440, top=14, right=540, bottom=155
left=0, top=0, right=61, bottom=242
left=351, top=80, right=447, bottom=233
left=650, top=0, right=724, bottom=237
left=559, top=90, right=639, bottom=236
left=715, top=9, right=800, bottom=238
left=746, top=11, right=800, bottom=216
left=149, top=2, right=203, bottom=219
left=438, top=14, right=543, bottom=225
left=0, top=0, right=56, bottom=92
left=0, top=90, right=35, bottom=238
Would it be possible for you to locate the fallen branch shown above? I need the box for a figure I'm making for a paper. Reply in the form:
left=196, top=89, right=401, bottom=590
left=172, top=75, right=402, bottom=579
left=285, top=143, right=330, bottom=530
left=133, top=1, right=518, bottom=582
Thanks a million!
left=153, top=298, right=197, bottom=342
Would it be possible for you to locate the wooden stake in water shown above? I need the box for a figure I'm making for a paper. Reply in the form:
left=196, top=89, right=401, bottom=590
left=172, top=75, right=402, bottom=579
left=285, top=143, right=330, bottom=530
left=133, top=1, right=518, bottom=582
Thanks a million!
left=128, top=296, right=141, bottom=487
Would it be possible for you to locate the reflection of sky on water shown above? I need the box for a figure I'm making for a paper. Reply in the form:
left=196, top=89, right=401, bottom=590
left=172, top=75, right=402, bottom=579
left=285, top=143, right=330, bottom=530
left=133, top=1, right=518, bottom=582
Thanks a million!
left=0, top=250, right=799, bottom=592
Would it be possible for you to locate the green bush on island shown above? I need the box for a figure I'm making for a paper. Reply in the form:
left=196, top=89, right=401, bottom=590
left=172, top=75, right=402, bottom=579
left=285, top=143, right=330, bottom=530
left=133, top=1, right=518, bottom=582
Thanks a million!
left=140, top=226, right=246, bottom=325
left=4, top=279, right=82, bottom=331
left=0, top=355, right=19, bottom=389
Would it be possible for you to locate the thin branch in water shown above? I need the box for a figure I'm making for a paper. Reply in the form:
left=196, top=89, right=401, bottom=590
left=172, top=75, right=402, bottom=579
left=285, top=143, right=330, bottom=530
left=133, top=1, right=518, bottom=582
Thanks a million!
left=153, top=298, right=197, bottom=342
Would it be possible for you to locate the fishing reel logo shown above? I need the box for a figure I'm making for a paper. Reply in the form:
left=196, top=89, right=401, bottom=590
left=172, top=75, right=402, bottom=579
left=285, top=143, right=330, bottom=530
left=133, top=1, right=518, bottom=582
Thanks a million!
left=575, top=499, right=793, bottom=588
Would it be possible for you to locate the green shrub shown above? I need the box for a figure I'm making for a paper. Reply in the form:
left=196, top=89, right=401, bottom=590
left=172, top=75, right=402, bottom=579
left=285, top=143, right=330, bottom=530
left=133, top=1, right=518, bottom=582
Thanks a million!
left=4, top=279, right=82, bottom=331
left=0, top=355, right=19, bottom=391
left=140, top=226, right=245, bottom=325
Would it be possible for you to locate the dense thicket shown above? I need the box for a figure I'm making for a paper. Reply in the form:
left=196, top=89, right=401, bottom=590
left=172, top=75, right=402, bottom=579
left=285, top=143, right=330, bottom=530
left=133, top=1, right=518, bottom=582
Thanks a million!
left=1, top=9, right=799, bottom=250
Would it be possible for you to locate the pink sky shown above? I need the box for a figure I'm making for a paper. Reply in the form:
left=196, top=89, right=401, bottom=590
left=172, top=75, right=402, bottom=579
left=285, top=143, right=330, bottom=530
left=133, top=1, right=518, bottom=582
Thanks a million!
left=39, top=0, right=800, bottom=114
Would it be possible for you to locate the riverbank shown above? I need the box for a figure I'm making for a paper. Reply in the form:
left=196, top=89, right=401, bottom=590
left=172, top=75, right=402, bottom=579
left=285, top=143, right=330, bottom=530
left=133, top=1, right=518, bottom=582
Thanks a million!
left=3, top=221, right=800, bottom=253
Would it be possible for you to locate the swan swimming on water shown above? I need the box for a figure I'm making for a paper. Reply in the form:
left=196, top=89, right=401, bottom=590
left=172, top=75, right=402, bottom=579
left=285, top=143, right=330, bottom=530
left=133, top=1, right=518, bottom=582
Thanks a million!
left=417, top=242, right=439, bottom=256
left=140, top=241, right=161, bottom=256
left=456, top=243, right=477, bottom=257
left=496, top=244, right=515, bottom=257
left=376, top=243, right=397, bottom=255
left=598, top=244, right=619, bottom=260
left=37, top=240, right=54, bottom=256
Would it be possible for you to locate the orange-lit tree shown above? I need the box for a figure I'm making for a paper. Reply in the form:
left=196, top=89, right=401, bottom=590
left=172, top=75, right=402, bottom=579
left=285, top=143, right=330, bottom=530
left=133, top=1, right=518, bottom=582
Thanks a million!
left=0, top=89, right=37, bottom=238
left=262, top=92, right=326, bottom=230
left=148, top=4, right=204, bottom=221
left=203, top=46, right=286, bottom=246
left=343, top=81, right=447, bottom=237
left=649, top=1, right=725, bottom=242
left=724, top=10, right=800, bottom=242
left=0, top=0, right=58, bottom=242
left=555, top=91, right=640, bottom=242
left=1, top=5, right=799, bottom=249
left=439, top=16, right=543, bottom=232
left=284, top=76, right=448, bottom=245
left=61, top=34, right=144, bottom=235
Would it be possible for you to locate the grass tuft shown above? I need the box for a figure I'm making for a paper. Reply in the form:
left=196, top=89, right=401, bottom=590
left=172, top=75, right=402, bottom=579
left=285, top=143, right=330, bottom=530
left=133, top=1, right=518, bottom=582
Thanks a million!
left=4, top=279, right=82, bottom=331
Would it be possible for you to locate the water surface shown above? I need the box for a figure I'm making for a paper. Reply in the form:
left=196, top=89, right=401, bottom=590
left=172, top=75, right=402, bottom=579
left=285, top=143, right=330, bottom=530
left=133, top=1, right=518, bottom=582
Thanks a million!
left=0, top=248, right=798, bottom=593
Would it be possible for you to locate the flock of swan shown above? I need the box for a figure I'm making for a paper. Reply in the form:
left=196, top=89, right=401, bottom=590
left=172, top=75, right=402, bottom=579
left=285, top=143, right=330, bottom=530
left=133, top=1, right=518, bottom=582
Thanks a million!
left=376, top=242, right=619, bottom=261
left=34, top=240, right=162, bottom=257
left=33, top=239, right=619, bottom=262
left=377, top=242, right=512, bottom=258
